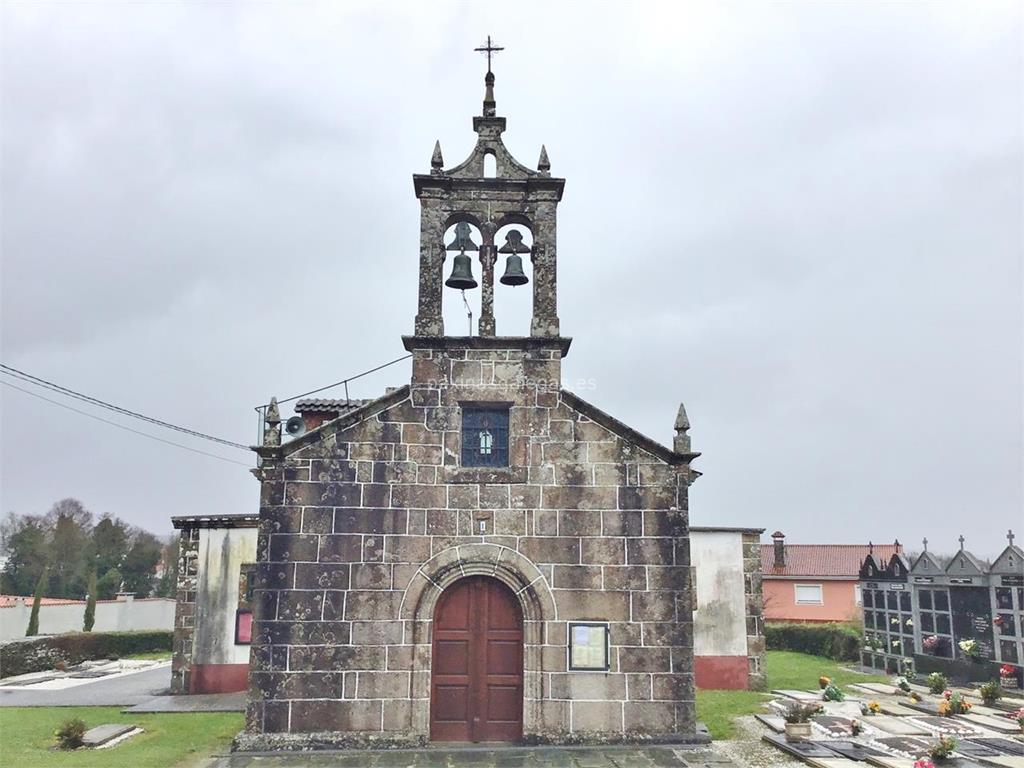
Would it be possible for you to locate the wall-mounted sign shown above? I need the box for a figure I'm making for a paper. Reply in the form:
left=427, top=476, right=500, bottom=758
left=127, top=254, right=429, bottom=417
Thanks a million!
left=569, top=622, right=609, bottom=671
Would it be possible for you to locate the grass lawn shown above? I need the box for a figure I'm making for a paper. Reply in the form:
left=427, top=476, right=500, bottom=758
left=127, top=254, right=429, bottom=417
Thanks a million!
left=120, top=650, right=173, bottom=661
left=695, top=650, right=890, bottom=739
left=0, top=706, right=243, bottom=768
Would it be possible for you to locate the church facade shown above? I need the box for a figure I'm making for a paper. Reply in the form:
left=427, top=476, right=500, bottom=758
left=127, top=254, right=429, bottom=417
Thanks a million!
left=239, top=66, right=703, bottom=750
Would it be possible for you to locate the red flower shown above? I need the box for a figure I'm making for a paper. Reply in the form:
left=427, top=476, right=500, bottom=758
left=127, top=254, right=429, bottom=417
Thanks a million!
left=1002, top=664, right=1017, bottom=677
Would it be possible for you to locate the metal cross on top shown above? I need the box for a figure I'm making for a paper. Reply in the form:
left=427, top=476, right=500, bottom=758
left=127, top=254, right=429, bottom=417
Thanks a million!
left=474, top=35, right=504, bottom=73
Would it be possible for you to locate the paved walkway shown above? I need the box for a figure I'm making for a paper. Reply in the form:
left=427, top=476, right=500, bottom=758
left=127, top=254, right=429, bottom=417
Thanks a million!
left=209, top=745, right=736, bottom=768
left=0, top=663, right=170, bottom=707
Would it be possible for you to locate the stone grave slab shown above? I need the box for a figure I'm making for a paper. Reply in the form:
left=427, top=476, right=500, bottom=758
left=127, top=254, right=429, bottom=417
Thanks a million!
left=972, top=705, right=1014, bottom=717
left=763, top=734, right=840, bottom=759
left=807, top=758, right=863, bottom=768
left=867, top=716, right=930, bottom=736
left=977, top=759, right=1024, bottom=768
left=813, top=716, right=856, bottom=737
left=879, top=702, right=921, bottom=717
left=968, top=739, right=1024, bottom=757
left=961, top=713, right=1024, bottom=734
left=825, top=701, right=871, bottom=718
left=869, top=736, right=933, bottom=758
left=819, top=740, right=888, bottom=760
left=858, top=684, right=901, bottom=696
left=909, top=715, right=983, bottom=736
left=864, top=756, right=918, bottom=768
left=774, top=689, right=825, bottom=702
left=82, top=724, right=136, bottom=748
left=954, top=741, right=1003, bottom=758
left=754, top=714, right=786, bottom=733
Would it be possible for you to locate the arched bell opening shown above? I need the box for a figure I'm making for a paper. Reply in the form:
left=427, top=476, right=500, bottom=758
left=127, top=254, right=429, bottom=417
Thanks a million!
left=441, top=220, right=484, bottom=336
left=493, top=223, right=534, bottom=337
left=483, top=151, right=497, bottom=178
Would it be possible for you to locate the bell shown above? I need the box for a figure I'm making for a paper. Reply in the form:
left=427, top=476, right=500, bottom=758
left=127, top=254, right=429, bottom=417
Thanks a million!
left=500, top=254, right=529, bottom=286
left=446, top=222, right=478, bottom=253
left=445, top=252, right=478, bottom=290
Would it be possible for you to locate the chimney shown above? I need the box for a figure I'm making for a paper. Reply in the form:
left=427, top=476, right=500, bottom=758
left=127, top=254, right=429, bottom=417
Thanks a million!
left=771, top=531, right=786, bottom=568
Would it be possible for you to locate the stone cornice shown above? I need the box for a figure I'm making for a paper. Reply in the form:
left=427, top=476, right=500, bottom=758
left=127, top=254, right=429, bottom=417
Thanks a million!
left=559, top=389, right=700, bottom=468
left=402, top=335, right=572, bottom=357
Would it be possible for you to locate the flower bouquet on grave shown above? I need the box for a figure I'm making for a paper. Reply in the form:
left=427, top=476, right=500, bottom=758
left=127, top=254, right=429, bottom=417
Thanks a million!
left=1013, top=707, right=1024, bottom=732
left=914, top=760, right=936, bottom=768
left=893, top=675, right=912, bottom=694
left=902, top=657, right=917, bottom=681
left=823, top=683, right=845, bottom=702
left=1000, top=664, right=1021, bottom=690
left=979, top=680, right=1002, bottom=706
left=861, top=700, right=882, bottom=716
left=927, top=672, right=948, bottom=694
left=928, top=736, right=958, bottom=762
left=938, top=691, right=971, bottom=716
left=957, top=639, right=981, bottom=662
left=783, top=701, right=822, bottom=742
left=851, top=719, right=865, bottom=736
left=923, top=635, right=946, bottom=656
left=819, top=675, right=832, bottom=689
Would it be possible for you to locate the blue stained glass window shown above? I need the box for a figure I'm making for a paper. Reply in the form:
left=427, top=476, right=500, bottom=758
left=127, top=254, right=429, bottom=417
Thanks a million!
left=461, top=406, right=509, bottom=467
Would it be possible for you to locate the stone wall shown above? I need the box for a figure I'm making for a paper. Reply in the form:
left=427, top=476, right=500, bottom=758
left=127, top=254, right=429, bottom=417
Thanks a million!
left=171, top=523, right=200, bottom=694
left=242, top=340, right=698, bottom=748
left=742, top=531, right=766, bottom=691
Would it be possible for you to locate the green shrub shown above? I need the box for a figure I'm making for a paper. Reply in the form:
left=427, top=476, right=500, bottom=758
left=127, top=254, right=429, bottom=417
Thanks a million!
left=0, top=631, right=172, bottom=678
left=55, top=718, right=87, bottom=750
left=979, top=680, right=1002, bottom=705
left=765, top=622, right=862, bottom=661
left=927, top=671, right=949, bottom=694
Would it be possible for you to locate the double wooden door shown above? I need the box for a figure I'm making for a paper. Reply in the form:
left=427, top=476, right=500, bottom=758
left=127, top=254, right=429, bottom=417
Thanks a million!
left=430, top=576, right=523, bottom=742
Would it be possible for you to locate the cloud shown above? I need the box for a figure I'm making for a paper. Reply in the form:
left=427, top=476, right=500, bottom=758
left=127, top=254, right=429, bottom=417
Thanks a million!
left=1, top=1, right=1020, bottom=555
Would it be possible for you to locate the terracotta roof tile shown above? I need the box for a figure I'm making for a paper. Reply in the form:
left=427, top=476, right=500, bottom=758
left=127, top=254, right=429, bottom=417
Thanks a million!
left=761, top=543, right=901, bottom=578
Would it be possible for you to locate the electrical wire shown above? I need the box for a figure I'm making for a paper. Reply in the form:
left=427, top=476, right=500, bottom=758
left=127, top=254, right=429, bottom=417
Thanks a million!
left=1, top=381, right=252, bottom=467
left=263, top=354, right=413, bottom=407
left=0, top=363, right=248, bottom=450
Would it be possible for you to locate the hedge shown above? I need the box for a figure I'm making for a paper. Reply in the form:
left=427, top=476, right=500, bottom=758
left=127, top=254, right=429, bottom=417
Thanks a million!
left=0, top=630, right=172, bottom=678
left=766, top=622, right=863, bottom=661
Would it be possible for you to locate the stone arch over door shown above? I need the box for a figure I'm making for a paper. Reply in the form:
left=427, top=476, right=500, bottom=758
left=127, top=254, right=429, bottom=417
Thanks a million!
left=399, top=543, right=556, bottom=739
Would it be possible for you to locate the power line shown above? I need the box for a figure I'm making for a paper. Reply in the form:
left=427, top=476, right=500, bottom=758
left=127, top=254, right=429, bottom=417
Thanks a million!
left=1, top=381, right=252, bottom=467
left=262, top=354, right=413, bottom=408
left=0, top=363, right=248, bottom=450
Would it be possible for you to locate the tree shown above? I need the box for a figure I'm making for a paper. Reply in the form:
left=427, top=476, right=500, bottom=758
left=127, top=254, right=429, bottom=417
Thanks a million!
left=91, top=516, right=129, bottom=577
left=155, top=535, right=179, bottom=598
left=96, top=568, right=122, bottom=600
left=26, top=567, right=47, bottom=636
left=47, top=512, right=91, bottom=602
left=120, top=531, right=162, bottom=597
left=83, top=567, right=97, bottom=632
left=0, top=515, right=48, bottom=595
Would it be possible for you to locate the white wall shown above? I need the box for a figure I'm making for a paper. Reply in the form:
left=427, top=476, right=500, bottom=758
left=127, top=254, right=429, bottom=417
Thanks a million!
left=0, top=597, right=175, bottom=643
left=193, top=526, right=257, bottom=665
left=691, top=530, right=748, bottom=656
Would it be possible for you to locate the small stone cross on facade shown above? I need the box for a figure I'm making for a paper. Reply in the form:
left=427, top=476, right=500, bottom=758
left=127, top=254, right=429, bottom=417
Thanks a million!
left=958, top=534, right=965, bottom=550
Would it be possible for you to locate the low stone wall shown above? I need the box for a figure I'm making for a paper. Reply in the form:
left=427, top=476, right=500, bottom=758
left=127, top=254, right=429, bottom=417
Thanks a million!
left=0, top=630, right=172, bottom=678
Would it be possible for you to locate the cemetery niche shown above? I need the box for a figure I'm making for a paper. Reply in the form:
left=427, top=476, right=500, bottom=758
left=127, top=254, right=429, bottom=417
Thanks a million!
left=858, top=532, right=1023, bottom=685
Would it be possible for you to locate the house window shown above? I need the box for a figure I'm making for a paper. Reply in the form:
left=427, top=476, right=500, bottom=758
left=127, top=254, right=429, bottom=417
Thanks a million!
left=568, top=622, right=610, bottom=671
left=461, top=406, right=509, bottom=467
left=855, top=584, right=863, bottom=605
left=795, top=584, right=824, bottom=605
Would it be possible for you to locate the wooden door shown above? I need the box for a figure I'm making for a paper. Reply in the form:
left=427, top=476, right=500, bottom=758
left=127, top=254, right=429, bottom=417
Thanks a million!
left=430, top=576, right=523, bottom=742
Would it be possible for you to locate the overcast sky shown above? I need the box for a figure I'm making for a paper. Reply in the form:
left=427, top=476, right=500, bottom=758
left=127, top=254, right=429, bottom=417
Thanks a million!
left=1, top=2, right=1020, bottom=556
